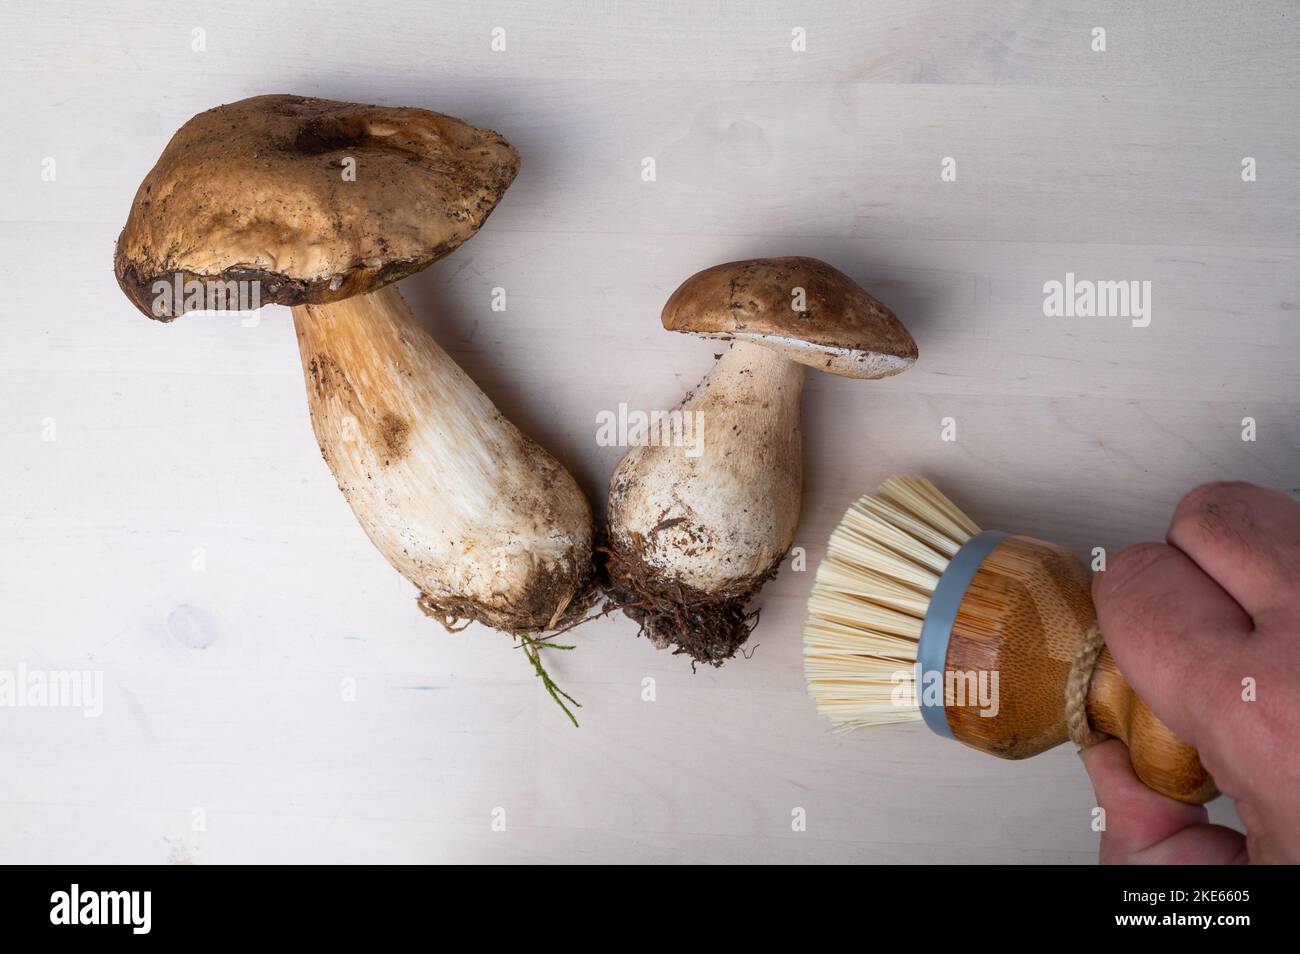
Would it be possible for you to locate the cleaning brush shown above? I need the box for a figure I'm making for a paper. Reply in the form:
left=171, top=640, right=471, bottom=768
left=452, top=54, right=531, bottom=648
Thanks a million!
left=804, top=475, right=1216, bottom=804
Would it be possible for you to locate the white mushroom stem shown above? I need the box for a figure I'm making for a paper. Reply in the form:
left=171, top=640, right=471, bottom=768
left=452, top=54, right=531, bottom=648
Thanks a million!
left=291, top=284, right=593, bottom=632
left=608, top=340, right=804, bottom=598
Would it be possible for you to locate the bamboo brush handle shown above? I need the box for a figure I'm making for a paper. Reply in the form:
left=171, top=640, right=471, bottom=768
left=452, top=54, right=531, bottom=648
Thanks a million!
left=1086, top=648, right=1217, bottom=804
left=942, top=535, right=1216, bottom=805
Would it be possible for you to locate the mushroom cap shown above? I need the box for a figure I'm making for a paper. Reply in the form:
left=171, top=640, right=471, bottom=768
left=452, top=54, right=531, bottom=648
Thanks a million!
left=115, top=94, right=519, bottom=320
left=660, top=256, right=917, bottom=378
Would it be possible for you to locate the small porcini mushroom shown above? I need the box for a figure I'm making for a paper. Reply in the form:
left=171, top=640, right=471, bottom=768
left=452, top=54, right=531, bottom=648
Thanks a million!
left=115, top=95, right=595, bottom=656
left=606, top=256, right=917, bottom=665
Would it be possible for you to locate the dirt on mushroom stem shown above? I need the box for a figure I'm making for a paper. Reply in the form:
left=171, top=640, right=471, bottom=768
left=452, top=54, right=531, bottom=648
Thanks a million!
left=601, top=535, right=783, bottom=667
left=414, top=560, right=601, bottom=636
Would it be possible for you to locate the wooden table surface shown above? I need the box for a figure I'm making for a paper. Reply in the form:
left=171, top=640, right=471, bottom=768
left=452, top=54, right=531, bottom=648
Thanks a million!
left=1, top=0, right=1295, bottom=863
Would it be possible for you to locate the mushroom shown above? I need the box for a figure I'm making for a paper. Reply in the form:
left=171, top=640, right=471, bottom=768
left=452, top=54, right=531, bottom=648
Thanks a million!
left=605, top=256, right=917, bottom=665
left=114, top=95, right=596, bottom=665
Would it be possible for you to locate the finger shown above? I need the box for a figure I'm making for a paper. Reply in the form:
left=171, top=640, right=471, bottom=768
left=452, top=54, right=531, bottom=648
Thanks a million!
left=1080, top=741, right=1246, bottom=864
left=1167, top=481, right=1300, bottom=624
left=1092, top=542, right=1252, bottom=747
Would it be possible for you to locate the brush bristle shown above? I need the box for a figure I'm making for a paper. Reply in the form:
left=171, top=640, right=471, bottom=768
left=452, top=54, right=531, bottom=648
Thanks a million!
left=803, top=476, right=982, bottom=731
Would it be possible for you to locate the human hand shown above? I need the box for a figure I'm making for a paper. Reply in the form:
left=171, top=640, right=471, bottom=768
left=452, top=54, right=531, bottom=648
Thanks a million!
left=1081, top=481, right=1300, bottom=864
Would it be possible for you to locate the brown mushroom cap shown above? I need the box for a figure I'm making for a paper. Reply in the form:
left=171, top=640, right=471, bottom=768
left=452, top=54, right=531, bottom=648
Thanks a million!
left=115, top=94, right=519, bottom=320
left=660, top=256, right=917, bottom=378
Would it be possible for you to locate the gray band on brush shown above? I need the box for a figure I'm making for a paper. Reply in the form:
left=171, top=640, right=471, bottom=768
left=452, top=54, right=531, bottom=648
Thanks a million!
left=916, top=530, right=1009, bottom=739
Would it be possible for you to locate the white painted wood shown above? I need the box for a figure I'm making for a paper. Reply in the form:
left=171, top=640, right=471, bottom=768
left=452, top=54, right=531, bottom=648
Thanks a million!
left=1, top=0, right=1294, bottom=864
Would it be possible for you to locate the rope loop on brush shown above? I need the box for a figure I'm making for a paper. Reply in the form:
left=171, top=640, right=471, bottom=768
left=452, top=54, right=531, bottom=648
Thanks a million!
left=1065, top=622, right=1109, bottom=749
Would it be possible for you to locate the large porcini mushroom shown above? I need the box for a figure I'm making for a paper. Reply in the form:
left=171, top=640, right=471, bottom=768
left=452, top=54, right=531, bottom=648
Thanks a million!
left=114, top=95, right=596, bottom=683
left=606, top=256, right=917, bottom=665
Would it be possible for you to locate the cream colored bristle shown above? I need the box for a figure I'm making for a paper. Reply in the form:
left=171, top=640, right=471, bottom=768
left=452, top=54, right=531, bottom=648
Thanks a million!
left=803, top=475, right=982, bottom=731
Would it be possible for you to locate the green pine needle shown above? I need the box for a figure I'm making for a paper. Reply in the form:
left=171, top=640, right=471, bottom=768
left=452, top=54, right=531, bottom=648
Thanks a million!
left=518, top=635, right=582, bottom=727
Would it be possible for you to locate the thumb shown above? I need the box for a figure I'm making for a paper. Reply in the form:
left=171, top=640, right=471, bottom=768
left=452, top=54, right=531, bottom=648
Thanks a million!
left=1080, top=740, right=1246, bottom=864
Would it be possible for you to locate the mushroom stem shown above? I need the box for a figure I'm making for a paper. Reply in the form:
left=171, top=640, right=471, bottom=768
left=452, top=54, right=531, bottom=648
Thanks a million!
left=606, top=340, right=804, bottom=664
left=292, top=283, right=595, bottom=634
